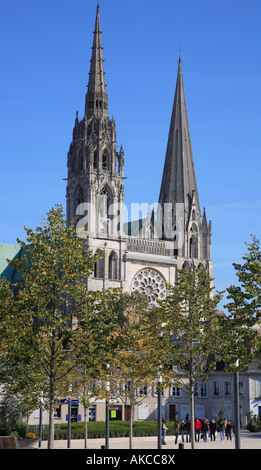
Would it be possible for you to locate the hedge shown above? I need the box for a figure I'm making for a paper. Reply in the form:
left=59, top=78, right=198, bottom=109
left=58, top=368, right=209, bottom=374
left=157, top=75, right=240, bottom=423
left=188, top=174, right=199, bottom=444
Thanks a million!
left=32, top=421, right=176, bottom=440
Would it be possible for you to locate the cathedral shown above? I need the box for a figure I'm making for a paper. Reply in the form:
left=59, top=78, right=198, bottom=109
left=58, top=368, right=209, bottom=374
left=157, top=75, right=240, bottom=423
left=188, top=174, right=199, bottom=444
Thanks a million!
left=66, top=4, right=212, bottom=303
left=2, top=4, right=259, bottom=426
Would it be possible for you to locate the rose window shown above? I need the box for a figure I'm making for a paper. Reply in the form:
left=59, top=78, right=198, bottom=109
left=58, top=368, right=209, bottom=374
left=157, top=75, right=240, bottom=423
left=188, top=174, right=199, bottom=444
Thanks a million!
left=132, top=269, right=166, bottom=304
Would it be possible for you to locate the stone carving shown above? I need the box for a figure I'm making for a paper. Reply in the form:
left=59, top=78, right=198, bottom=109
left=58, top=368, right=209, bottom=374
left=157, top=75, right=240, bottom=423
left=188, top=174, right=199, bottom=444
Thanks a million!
left=132, top=268, right=166, bottom=304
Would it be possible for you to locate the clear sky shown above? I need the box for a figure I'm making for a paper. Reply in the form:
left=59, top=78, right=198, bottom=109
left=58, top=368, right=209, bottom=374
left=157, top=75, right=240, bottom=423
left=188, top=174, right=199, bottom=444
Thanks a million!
left=1, top=0, right=261, bottom=310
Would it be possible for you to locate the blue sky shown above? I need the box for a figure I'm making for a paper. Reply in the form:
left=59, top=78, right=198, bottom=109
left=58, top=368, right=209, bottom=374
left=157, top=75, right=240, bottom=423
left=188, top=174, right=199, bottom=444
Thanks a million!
left=1, top=0, right=261, bottom=309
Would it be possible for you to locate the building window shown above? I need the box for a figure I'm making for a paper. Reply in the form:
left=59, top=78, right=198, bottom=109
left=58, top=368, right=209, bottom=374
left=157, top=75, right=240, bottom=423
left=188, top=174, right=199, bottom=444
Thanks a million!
left=255, top=379, right=261, bottom=398
left=102, top=151, right=108, bottom=170
left=200, top=383, right=207, bottom=397
left=171, top=386, right=181, bottom=397
left=213, top=381, right=220, bottom=396
left=89, top=406, right=96, bottom=422
left=108, top=251, right=118, bottom=280
left=98, top=186, right=111, bottom=235
left=94, top=250, right=104, bottom=278
left=189, top=235, right=198, bottom=259
left=194, top=383, right=199, bottom=397
left=239, top=381, right=244, bottom=396
left=139, top=386, right=148, bottom=396
left=194, top=382, right=207, bottom=398
left=225, top=381, right=232, bottom=396
left=94, top=150, right=98, bottom=169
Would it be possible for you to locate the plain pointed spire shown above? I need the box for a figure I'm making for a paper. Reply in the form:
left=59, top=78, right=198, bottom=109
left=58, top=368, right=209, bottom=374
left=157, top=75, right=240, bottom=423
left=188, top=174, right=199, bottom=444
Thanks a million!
left=158, top=57, right=200, bottom=217
left=159, top=58, right=199, bottom=206
left=85, top=4, right=108, bottom=116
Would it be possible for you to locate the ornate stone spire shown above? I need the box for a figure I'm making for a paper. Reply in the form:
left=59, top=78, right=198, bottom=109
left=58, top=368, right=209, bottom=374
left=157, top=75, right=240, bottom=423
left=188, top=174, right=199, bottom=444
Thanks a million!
left=158, top=58, right=200, bottom=222
left=85, top=3, right=108, bottom=117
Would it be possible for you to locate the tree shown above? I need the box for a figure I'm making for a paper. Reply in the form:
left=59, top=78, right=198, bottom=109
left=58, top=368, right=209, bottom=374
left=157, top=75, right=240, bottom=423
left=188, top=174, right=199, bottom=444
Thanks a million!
left=64, top=287, right=123, bottom=448
left=0, top=205, right=99, bottom=448
left=223, top=235, right=261, bottom=369
left=154, top=268, right=223, bottom=449
left=104, top=291, right=166, bottom=449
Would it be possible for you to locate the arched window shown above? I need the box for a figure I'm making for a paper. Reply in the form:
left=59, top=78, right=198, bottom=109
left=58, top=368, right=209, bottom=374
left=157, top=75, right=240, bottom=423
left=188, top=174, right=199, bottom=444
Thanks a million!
left=189, top=235, right=198, bottom=259
left=102, top=150, right=108, bottom=170
left=102, top=150, right=109, bottom=170
left=108, top=251, right=118, bottom=280
left=182, top=261, right=190, bottom=270
left=98, top=186, right=112, bottom=235
left=76, top=186, right=84, bottom=206
left=94, top=150, right=98, bottom=170
left=94, top=250, right=104, bottom=279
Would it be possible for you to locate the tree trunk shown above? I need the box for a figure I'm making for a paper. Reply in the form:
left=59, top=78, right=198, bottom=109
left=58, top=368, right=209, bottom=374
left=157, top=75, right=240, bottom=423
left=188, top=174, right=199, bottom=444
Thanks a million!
left=190, top=382, right=195, bottom=450
left=47, top=371, right=55, bottom=449
left=47, top=341, right=56, bottom=449
left=84, top=405, right=88, bottom=449
left=129, top=403, right=133, bottom=449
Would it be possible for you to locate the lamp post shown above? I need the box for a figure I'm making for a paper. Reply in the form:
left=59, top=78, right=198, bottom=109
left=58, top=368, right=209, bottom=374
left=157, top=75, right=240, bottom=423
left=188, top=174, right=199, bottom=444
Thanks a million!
left=157, top=375, right=162, bottom=449
left=67, top=384, right=72, bottom=449
left=234, top=360, right=240, bottom=449
left=105, top=380, right=110, bottom=449
left=38, top=391, right=43, bottom=448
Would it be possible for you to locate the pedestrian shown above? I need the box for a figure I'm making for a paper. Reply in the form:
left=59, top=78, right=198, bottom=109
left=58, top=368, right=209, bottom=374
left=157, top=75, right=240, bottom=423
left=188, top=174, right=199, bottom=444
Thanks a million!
left=194, top=418, right=201, bottom=442
left=180, top=421, right=185, bottom=443
left=224, top=417, right=227, bottom=431
left=174, top=419, right=180, bottom=444
left=219, top=419, right=225, bottom=441
left=226, top=420, right=232, bottom=440
left=162, top=419, right=168, bottom=445
left=202, top=419, right=209, bottom=442
left=209, top=417, right=217, bottom=441
left=185, top=419, right=191, bottom=442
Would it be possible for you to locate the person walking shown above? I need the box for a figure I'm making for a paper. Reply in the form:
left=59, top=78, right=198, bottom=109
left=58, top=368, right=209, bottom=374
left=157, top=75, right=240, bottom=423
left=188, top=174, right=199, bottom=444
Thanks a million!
left=180, top=421, right=185, bottom=443
left=219, top=419, right=225, bottom=441
left=226, top=420, right=232, bottom=440
left=194, top=418, right=201, bottom=442
left=185, top=419, right=191, bottom=443
left=174, top=419, right=180, bottom=444
left=202, top=419, right=209, bottom=442
left=209, top=417, right=217, bottom=441
left=162, top=419, right=168, bottom=445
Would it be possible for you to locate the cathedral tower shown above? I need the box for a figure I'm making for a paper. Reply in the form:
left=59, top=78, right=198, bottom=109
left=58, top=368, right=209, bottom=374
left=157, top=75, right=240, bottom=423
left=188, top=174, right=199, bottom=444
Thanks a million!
left=158, top=58, right=212, bottom=274
left=66, top=4, right=124, bottom=238
left=65, top=5, right=212, bottom=296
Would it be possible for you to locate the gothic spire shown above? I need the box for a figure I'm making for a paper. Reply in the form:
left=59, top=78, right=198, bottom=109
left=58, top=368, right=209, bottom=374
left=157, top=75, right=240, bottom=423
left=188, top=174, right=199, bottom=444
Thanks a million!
left=85, top=3, right=108, bottom=116
left=158, top=58, right=200, bottom=217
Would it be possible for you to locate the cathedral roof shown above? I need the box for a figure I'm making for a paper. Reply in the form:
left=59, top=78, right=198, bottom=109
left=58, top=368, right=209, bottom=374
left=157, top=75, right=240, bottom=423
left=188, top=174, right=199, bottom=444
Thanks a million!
left=0, top=243, right=23, bottom=282
left=123, top=219, right=145, bottom=237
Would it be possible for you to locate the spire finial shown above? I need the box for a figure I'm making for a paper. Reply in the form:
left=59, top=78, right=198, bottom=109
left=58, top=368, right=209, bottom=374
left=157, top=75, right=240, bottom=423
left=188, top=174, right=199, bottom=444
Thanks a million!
left=178, top=45, right=182, bottom=69
left=85, top=2, right=108, bottom=116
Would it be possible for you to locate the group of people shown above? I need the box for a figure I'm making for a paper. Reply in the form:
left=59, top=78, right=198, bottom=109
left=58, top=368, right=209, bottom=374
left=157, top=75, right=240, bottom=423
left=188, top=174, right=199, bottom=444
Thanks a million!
left=193, top=417, right=233, bottom=443
left=162, top=416, right=233, bottom=445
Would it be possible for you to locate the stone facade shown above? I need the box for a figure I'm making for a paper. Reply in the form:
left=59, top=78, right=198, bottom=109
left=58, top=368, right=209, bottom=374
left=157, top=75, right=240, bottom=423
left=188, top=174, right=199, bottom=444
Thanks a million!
left=20, top=5, right=261, bottom=429
left=66, top=5, right=212, bottom=306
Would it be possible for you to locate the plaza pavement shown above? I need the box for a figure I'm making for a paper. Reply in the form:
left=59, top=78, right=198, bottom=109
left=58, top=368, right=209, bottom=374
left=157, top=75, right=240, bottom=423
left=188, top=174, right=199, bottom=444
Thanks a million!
left=32, top=429, right=261, bottom=450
